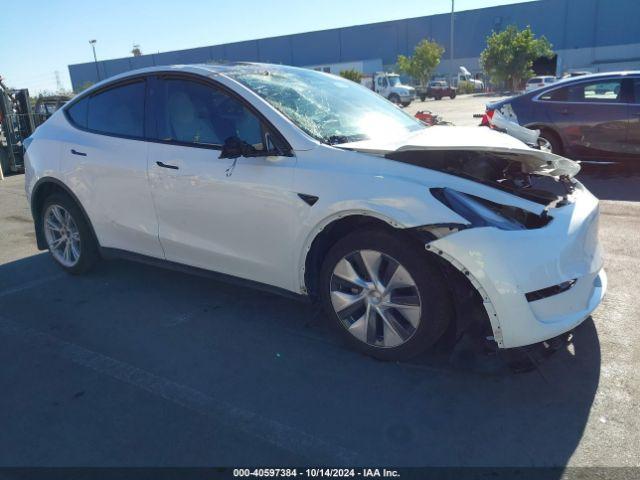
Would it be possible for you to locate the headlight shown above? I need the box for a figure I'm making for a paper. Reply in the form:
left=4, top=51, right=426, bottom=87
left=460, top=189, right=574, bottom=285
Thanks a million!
left=431, top=188, right=550, bottom=231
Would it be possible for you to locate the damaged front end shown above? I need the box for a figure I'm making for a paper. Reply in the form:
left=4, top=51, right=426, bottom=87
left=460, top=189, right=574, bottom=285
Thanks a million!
left=387, top=145, right=601, bottom=373
left=385, top=147, right=579, bottom=208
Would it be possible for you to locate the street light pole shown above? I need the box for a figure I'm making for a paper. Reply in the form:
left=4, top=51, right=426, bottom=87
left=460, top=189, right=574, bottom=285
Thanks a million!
left=450, top=0, right=455, bottom=87
left=89, top=39, right=100, bottom=81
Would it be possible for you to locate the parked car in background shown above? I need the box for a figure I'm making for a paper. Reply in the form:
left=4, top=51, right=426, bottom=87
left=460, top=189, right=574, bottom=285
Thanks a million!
left=25, top=63, right=605, bottom=361
left=361, top=72, right=415, bottom=106
left=417, top=80, right=457, bottom=101
left=484, top=71, right=640, bottom=162
left=525, top=76, right=556, bottom=91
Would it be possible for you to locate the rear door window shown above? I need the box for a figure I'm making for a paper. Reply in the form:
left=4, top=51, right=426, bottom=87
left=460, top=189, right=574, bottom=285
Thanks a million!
left=568, top=80, right=623, bottom=103
left=633, top=78, right=640, bottom=104
left=87, top=81, right=146, bottom=137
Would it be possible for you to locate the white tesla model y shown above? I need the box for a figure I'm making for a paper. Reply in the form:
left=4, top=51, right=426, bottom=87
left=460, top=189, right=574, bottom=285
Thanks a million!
left=24, top=63, right=606, bottom=360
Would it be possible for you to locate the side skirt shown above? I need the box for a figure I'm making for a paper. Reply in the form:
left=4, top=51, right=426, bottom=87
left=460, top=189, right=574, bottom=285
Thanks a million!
left=99, top=248, right=311, bottom=304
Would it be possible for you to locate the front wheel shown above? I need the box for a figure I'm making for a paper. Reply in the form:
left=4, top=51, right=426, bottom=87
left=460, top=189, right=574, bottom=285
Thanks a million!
left=401, top=101, right=411, bottom=107
left=388, top=93, right=400, bottom=105
left=319, top=230, right=453, bottom=361
left=42, top=193, right=99, bottom=274
left=450, top=92, right=456, bottom=99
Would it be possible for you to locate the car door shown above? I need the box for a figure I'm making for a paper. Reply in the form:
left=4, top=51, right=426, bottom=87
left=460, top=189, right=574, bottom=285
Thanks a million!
left=541, top=78, right=628, bottom=160
left=376, top=76, right=389, bottom=98
left=146, top=75, right=299, bottom=291
left=627, top=76, right=640, bottom=158
left=62, top=79, right=164, bottom=258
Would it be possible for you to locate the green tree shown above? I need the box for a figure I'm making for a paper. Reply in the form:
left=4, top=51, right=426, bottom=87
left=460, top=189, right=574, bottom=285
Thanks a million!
left=480, top=25, right=553, bottom=90
left=397, top=39, right=444, bottom=86
left=339, top=69, right=363, bottom=83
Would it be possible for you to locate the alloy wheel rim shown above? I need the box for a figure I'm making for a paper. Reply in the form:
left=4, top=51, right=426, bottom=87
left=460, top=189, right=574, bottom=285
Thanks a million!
left=330, top=250, right=422, bottom=348
left=43, top=204, right=81, bottom=267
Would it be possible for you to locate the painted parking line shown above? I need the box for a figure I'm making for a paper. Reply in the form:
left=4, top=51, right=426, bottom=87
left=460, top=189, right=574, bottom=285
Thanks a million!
left=0, top=273, right=66, bottom=299
left=0, top=315, right=359, bottom=464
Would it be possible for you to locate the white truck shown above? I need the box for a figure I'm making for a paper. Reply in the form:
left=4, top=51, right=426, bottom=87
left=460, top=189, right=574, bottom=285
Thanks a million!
left=361, top=72, right=416, bottom=106
left=457, top=66, right=484, bottom=91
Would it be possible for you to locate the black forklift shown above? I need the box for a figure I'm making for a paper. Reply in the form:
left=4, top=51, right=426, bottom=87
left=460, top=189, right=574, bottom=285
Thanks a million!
left=0, top=76, right=38, bottom=177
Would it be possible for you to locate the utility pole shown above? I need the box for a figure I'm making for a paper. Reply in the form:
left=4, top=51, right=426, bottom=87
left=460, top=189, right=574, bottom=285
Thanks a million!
left=54, top=70, right=62, bottom=92
left=89, top=39, right=100, bottom=81
left=450, top=0, right=455, bottom=87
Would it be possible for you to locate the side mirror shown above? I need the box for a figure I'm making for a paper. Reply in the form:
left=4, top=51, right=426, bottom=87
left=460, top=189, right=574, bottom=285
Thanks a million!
left=219, top=137, right=244, bottom=159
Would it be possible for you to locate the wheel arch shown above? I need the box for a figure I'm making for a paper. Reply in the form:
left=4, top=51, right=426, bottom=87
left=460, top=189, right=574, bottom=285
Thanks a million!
left=30, top=177, right=99, bottom=251
left=301, top=213, right=404, bottom=299
left=526, top=123, right=563, bottom=142
left=301, top=213, right=496, bottom=348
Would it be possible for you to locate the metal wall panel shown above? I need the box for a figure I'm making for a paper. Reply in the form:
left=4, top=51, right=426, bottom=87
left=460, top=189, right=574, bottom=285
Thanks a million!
left=258, top=36, right=293, bottom=64
left=68, top=0, right=640, bottom=90
left=129, top=55, right=156, bottom=69
left=224, top=40, right=260, bottom=61
left=102, top=57, right=133, bottom=78
left=290, top=29, right=341, bottom=65
left=340, top=22, right=399, bottom=65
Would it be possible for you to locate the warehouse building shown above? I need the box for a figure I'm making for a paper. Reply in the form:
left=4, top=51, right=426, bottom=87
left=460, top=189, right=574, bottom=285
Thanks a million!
left=68, top=0, right=640, bottom=91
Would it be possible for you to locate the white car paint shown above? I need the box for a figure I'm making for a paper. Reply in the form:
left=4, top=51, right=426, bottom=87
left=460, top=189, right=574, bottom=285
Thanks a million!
left=25, top=63, right=605, bottom=350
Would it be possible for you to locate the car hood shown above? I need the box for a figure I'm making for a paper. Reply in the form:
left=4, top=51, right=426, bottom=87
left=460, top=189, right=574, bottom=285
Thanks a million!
left=338, top=126, right=580, bottom=178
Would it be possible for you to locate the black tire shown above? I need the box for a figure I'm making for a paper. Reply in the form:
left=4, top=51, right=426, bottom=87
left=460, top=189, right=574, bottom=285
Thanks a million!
left=539, top=129, right=563, bottom=155
left=435, top=95, right=442, bottom=101
left=420, top=95, right=426, bottom=102
left=401, top=101, right=411, bottom=107
left=41, top=193, right=99, bottom=274
left=319, top=229, right=453, bottom=361
left=388, top=93, right=400, bottom=104
left=450, top=92, right=457, bottom=99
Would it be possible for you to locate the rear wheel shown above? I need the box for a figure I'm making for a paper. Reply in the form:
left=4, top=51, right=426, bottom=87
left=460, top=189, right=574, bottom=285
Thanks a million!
left=450, top=92, right=457, bottom=99
left=539, top=129, right=563, bottom=155
left=319, top=230, right=453, bottom=361
left=42, top=193, right=99, bottom=274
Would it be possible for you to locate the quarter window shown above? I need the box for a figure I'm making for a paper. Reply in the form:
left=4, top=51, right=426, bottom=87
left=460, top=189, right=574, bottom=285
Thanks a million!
left=87, top=81, right=145, bottom=137
left=66, top=97, right=88, bottom=129
left=156, top=78, right=265, bottom=150
left=539, top=86, right=569, bottom=102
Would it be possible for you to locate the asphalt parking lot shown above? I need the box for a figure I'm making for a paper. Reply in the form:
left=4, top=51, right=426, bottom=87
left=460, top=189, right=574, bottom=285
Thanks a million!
left=405, top=92, right=509, bottom=126
left=1, top=132, right=639, bottom=467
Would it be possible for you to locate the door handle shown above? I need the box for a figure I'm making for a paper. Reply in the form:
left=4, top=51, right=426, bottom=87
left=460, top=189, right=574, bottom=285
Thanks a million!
left=559, top=108, right=570, bottom=115
left=156, top=161, right=179, bottom=170
left=70, top=149, right=87, bottom=156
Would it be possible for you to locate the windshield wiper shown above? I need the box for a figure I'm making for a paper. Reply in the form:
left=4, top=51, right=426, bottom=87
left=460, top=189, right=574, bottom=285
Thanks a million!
left=324, top=134, right=369, bottom=146
left=324, top=135, right=350, bottom=145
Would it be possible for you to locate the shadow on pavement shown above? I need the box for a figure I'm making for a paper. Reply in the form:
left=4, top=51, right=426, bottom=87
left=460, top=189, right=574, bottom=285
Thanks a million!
left=0, top=252, right=601, bottom=469
left=578, top=163, right=640, bottom=202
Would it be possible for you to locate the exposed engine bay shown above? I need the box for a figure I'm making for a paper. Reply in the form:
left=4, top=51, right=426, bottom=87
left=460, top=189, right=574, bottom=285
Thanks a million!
left=385, top=149, right=576, bottom=207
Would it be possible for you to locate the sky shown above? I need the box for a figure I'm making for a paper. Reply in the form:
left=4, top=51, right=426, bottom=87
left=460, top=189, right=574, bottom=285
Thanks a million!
left=0, top=0, right=534, bottom=94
